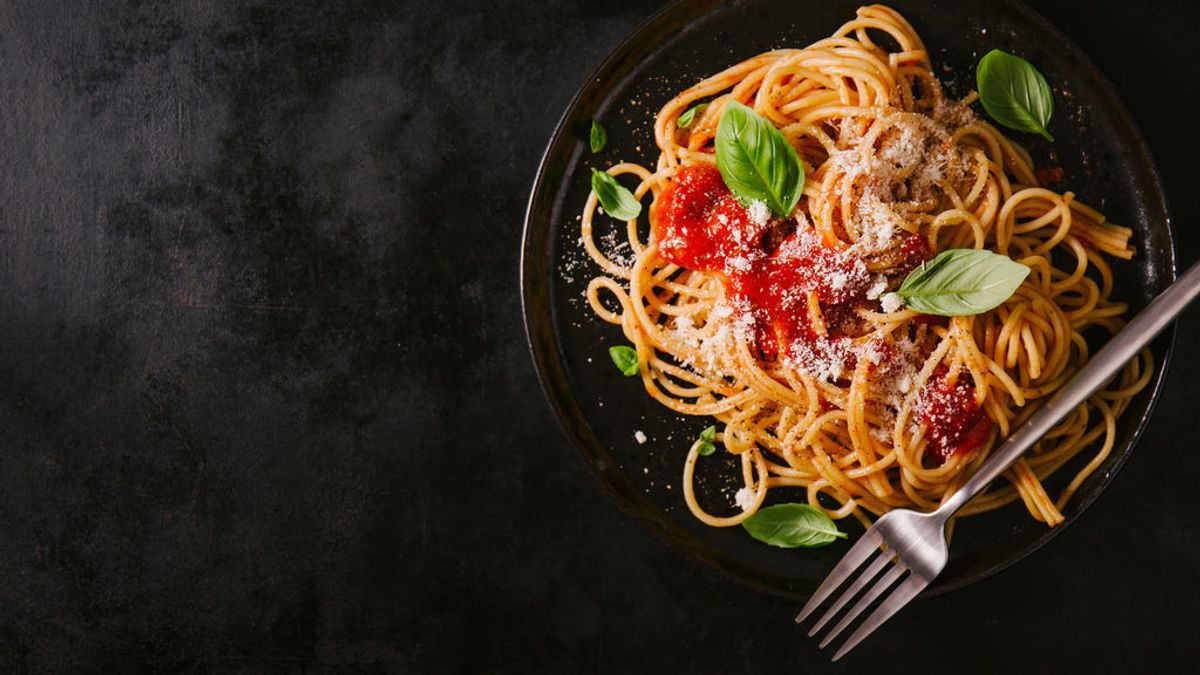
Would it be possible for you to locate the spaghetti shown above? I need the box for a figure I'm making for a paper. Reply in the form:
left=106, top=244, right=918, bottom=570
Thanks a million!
left=579, top=4, right=1151, bottom=532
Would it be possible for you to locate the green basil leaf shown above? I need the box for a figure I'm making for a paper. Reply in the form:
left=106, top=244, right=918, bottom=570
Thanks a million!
left=741, top=503, right=847, bottom=548
left=695, top=425, right=717, bottom=456
left=897, top=249, right=1030, bottom=316
left=589, top=119, right=607, bottom=153
left=677, top=103, right=709, bottom=129
left=715, top=100, right=805, bottom=217
left=590, top=169, right=642, bottom=221
left=976, top=49, right=1055, bottom=142
left=608, top=344, right=639, bottom=377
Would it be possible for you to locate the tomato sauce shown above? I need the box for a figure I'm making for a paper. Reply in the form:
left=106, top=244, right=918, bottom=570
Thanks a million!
left=654, top=165, right=869, bottom=361
left=890, top=231, right=932, bottom=279
left=917, top=368, right=992, bottom=465
left=654, top=165, right=767, bottom=273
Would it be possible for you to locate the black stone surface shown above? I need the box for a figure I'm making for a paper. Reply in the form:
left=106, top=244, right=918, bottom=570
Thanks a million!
left=0, top=0, right=1196, bottom=672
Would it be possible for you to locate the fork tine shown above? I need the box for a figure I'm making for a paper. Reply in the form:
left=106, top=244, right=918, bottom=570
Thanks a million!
left=795, top=528, right=882, bottom=624
left=817, top=562, right=906, bottom=649
left=830, top=574, right=927, bottom=662
left=805, top=549, right=892, bottom=637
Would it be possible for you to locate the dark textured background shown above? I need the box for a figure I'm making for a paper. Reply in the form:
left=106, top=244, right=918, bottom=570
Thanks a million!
left=0, top=0, right=1196, bottom=672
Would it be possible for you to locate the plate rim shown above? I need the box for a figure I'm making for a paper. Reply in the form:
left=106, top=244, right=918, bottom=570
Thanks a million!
left=520, top=0, right=1178, bottom=600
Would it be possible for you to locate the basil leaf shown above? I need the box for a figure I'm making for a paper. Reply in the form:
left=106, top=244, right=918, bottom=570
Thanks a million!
left=715, top=100, right=805, bottom=217
left=976, top=49, right=1055, bottom=142
left=677, top=103, right=709, bottom=129
left=695, top=425, right=717, bottom=456
left=741, top=503, right=846, bottom=548
left=897, top=249, right=1030, bottom=316
left=608, top=344, right=639, bottom=377
left=589, top=119, right=607, bottom=153
left=590, top=169, right=642, bottom=221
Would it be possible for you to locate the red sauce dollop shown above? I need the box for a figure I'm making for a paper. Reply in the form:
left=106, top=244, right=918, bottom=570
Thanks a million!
left=729, top=229, right=868, bottom=358
left=654, top=165, right=868, bottom=360
left=917, top=369, right=993, bottom=465
left=654, top=165, right=766, bottom=273
left=890, top=231, right=932, bottom=279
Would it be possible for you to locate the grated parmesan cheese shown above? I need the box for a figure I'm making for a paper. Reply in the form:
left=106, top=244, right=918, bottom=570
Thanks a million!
left=747, top=200, right=770, bottom=226
left=860, top=340, right=886, bottom=365
left=727, top=256, right=752, bottom=272
left=735, top=486, right=756, bottom=512
left=786, top=337, right=854, bottom=382
left=877, top=337, right=921, bottom=408
left=664, top=300, right=743, bottom=377
left=634, top=430, right=647, bottom=444
left=817, top=111, right=975, bottom=260
left=881, top=292, right=904, bottom=314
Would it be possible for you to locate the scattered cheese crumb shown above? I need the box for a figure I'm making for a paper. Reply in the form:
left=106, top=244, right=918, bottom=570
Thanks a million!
left=881, top=292, right=904, bottom=313
left=735, top=487, right=756, bottom=512
left=786, top=336, right=853, bottom=382
left=634, top=430, right=647, bottom=444
left=860, top=340, right=885, bottom=365
left=747, top=200, right=770, bottom=226
left=727, top=256, right=751, bottom=272
left=866, top=278, right=888, bottom=300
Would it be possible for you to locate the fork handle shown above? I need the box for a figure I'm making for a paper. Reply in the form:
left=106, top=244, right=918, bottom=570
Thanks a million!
left=935, top=258, right=1200, bottom=519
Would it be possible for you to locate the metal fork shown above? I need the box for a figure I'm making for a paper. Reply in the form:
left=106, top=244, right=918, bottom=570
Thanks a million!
left=797, top=259, right=1200, bottom=661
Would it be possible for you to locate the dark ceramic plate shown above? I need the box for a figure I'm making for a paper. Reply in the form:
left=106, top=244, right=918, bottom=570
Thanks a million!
left=521, top=0, right=1175, bottom=599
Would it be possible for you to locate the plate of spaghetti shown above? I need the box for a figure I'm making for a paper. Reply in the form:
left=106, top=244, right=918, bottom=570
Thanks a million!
left=522, top=0, right=1174, bottom=597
